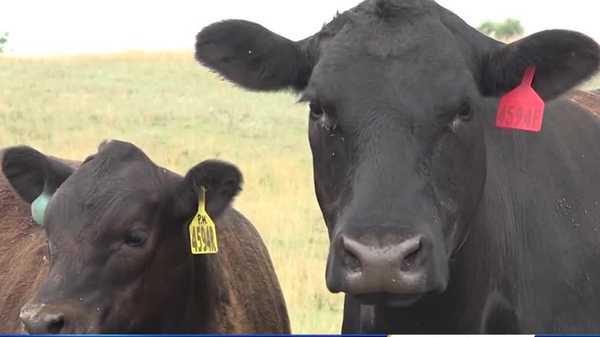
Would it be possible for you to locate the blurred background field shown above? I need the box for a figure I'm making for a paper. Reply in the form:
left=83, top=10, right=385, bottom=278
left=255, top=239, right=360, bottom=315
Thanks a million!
left=584, top=75, right=600, bottom=91
left=0, top=51, right=599, bottom=333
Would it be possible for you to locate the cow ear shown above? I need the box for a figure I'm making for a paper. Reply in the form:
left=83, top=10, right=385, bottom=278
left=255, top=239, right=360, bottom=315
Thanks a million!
left=177, top=160, right=242, bottom=221
left=195, top=19, right=313, bottom=92
left=2, top=146, right=75, bottom=225
left=481, top=30, right=600, bottom=100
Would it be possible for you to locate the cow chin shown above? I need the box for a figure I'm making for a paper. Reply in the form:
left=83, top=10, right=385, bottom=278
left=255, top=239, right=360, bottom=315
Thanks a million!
left=329, top=275, right=448, bottom=308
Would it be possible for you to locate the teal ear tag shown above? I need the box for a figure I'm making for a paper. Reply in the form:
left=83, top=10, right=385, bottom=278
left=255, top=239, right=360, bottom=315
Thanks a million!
left=31, top=194, right=51, bottom=225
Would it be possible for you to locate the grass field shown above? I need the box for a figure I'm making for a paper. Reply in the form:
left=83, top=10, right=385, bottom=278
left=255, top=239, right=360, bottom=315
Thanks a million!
left=1, top=51, right=599, bottom=333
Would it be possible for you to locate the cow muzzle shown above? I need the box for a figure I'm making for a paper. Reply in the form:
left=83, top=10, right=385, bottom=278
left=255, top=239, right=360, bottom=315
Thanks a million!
left=20, top=303, right=65, bottom=334
left=326, top=229, right=448, bottom=306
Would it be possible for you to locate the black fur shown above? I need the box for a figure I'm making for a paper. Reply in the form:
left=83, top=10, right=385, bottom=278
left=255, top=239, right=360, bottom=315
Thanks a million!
left=373, top=0, right=430, bottom=19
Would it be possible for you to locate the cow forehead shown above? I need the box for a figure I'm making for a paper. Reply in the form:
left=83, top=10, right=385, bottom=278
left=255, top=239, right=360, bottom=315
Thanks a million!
left=326, top=0, right=444, bottom=54
left=75, top=163, right=164, bottom=200
left=45, top=149, right=176, bottom=233
left=309, top=11, right=472, bottom=101
left=73, top=147, right=165, bottom=191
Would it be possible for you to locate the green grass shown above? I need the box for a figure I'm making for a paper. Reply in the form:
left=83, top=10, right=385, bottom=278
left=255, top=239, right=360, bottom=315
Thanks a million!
left=1, top=51, right=599, bottom=333
left=0, top=52, right=343, bottom=333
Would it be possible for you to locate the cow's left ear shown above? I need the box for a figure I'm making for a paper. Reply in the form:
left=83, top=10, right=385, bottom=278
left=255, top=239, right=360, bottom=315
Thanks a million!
left=2, top=146, right=74, bottom=203
left=177, top=160, right=243, bottom=220
left=2, top=146, right=75, bottom=225
left=480, top=30, right=600, bottom=100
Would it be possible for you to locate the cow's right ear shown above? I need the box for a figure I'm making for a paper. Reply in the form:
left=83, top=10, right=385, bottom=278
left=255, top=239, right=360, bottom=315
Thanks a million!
left=195, top=19, right=313, bottom=92
left=2, top=146, right=74, bottom=224
left=480, top=30, right=600, bottom=100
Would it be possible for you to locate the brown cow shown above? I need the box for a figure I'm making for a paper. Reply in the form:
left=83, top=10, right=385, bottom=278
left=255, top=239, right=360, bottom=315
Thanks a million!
left=0, top=140, right=290, bottom=333
left=0, top=150, right=50, bottom=332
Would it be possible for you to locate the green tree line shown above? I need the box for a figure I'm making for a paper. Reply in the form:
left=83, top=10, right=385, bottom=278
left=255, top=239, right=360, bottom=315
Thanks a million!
left=478, top=18, right=524, bottom=41
left=0, top=32, right=8, bottom=53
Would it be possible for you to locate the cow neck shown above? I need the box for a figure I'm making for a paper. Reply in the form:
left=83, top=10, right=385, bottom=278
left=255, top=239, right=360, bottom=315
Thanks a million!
left=180, top=247, right=222, bottom=332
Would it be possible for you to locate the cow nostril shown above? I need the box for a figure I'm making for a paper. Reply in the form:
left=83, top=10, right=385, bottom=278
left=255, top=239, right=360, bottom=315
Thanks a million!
left=343, top=247, right=361, bottom=272
left=43, top=313, right=65, bottom=334
left=401, top=238, right=423, bottom=270
left=340, top=237, right=362, bottom=273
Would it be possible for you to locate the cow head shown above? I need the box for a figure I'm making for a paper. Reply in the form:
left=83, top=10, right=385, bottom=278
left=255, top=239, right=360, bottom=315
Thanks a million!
left=195, top=0, right=599, bottom=306
left=2, top=140, right=242, bottom=332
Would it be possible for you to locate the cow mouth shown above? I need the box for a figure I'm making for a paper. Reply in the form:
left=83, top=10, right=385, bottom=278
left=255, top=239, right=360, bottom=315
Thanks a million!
left=353, top=292, right=425, bottom=307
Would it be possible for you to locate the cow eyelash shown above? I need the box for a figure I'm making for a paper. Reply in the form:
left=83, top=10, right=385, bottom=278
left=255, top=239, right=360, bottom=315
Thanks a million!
left=124, top=230, right=148, bottom=248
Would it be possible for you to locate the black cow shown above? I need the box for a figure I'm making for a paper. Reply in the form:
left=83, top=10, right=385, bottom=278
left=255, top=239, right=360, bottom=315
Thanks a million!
left=1, top=140, right=290, bottom=333
left=195, top=0, right=600, bottom=333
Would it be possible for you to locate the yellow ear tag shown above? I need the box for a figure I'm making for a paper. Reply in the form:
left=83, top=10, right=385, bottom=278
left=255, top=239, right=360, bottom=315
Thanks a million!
left=189, top=187, right=218, bottom=255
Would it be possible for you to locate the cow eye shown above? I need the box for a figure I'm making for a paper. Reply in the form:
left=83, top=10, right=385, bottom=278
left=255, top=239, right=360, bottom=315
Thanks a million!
left=457, top=101, right=473, bottom=121
left=124, top=230, right=148, bottom=247
left=309, top=102, right=325, bottom=119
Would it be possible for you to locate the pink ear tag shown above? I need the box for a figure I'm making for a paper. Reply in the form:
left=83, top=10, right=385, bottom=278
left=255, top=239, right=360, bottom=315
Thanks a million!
left=496, top=66, right=545, bottom=132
